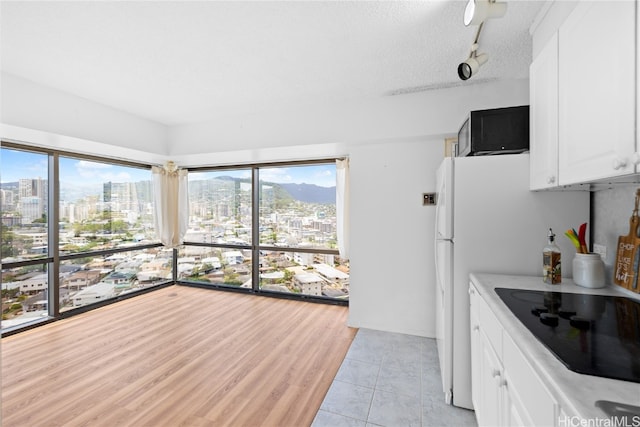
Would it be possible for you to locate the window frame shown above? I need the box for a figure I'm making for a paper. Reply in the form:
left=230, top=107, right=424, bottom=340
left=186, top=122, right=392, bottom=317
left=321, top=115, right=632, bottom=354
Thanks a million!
left=181, top=159, right=346, bottom=304
left=1, top=142, right=347, bottom=336
left=1, top=141, right=169, bottom=335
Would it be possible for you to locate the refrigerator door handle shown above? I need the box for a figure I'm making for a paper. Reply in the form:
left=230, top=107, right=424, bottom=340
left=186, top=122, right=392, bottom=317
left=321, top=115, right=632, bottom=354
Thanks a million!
left=434, top=238, right=442, bottom=295
left=434, top=239, right=449, bottom=306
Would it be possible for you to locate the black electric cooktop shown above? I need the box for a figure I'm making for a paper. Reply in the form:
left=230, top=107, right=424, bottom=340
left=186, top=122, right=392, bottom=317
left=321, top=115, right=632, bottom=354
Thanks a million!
left=495, top=288, right=640, bottom=383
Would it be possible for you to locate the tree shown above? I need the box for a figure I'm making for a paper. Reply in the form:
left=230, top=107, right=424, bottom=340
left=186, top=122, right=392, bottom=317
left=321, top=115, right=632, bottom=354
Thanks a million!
left=277, top=269, right=294, bottom=285
left=106, top=219, right=129, bottom=234
left=1, top=224, right=16, bottom=258
left=223, top=269, right=242, bottom=286
left=1, top=288, right=20, bottom=299
left=32, top=214, right=47, bottom=224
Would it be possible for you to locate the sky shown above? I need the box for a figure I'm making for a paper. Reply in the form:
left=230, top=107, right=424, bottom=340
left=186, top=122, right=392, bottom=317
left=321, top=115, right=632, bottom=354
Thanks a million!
left=1, top=148, right=337, bottom=188
left=190, top=164, right=336, bottom=188
left=0, top=149, right=151, bottom=185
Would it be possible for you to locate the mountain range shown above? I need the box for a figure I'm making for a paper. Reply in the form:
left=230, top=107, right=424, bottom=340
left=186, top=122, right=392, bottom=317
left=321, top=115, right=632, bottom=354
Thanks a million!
left=278, top=182, right=335, bottom=204
left=2, top=178, right=336, bottom=205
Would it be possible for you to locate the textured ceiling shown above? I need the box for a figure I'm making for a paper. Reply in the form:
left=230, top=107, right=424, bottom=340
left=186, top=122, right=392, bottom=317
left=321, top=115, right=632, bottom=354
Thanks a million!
left=0, top=1, right=544, bottom=126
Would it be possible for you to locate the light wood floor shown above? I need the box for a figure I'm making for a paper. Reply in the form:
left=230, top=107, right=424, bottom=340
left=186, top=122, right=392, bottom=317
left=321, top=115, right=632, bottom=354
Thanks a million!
left=1, top=285, right=356, bottom=427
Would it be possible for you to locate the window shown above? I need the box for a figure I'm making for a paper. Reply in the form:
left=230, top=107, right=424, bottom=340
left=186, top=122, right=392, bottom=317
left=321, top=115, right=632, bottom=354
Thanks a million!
left=1, top=263, right=49, bottom=329
left=182, top=169, right=252, bottom=287
left=187, top=169, right=252, bottom=246
left=259, top=164, right=336, bottom=250
left=1, top=144, right=168, bottom=333
left=1, top=143, right=348, bottom=334
left=1, top=148, right=49, bottom=263
left=183, top=162, right=349, bottom=301
left=59, top=156, right=157, bottom=252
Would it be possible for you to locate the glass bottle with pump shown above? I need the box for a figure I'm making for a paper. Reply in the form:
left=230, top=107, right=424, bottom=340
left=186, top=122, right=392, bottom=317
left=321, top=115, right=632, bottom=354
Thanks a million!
left=543, top=228, right=561, bottom=284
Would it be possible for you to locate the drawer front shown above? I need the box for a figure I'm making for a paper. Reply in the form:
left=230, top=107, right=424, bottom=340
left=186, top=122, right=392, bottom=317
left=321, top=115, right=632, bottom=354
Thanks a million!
left=477, top=292, right=502, bottom=357
left=503, top=332, right=558, bottom=427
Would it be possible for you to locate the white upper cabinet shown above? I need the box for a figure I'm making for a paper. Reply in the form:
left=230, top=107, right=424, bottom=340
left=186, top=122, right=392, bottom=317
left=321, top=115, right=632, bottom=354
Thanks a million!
left=530, top=32, right=559, bottom=190
left=530, top=0, right=638, bottom=189
left=557, top=1, right=636, bottom=184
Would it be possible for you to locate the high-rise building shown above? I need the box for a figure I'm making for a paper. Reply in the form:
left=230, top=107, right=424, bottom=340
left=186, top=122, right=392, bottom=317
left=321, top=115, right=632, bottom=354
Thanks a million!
left=1, top=188, right=16, bottom=211
left=18, top=178, right=47, bottom=222
left=103, top=181, right=139, bottom=214
left=20, top=196, right=42, bottom=224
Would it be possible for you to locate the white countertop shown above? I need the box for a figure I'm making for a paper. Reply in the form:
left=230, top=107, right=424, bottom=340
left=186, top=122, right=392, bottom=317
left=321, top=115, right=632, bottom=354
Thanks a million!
left=469, top=273, right=640, bottom=420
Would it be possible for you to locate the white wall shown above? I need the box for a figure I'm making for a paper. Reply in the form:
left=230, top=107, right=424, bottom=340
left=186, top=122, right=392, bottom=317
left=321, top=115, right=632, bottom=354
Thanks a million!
left=169, top=79, right=530, bottom=338
left=168, top=79, right=530, bottom=156
left=1, top=75, right=530, bottom=338
left=348, top=137, right=442, bottom=336
left=0, top=124, right=168, bottom=166
left=1, top=72, right=168, bottom=155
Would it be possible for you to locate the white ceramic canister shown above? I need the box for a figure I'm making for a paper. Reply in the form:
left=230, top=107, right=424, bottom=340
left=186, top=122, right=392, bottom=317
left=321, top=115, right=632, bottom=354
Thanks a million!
left=572, top=253, right=605, bottom=288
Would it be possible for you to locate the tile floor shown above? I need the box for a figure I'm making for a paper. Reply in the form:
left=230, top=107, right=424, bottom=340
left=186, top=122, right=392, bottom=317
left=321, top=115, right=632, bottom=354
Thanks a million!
left=312, top=328, right=478, bottom=427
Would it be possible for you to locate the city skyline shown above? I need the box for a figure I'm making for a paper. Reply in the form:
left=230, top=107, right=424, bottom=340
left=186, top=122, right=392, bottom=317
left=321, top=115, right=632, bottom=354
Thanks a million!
left=2, top=149, right=337, bottom=188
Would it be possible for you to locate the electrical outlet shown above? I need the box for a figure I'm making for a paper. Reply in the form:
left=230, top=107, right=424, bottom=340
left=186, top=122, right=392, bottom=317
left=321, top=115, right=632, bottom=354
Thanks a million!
left=593, top=244, right=607, bottom=261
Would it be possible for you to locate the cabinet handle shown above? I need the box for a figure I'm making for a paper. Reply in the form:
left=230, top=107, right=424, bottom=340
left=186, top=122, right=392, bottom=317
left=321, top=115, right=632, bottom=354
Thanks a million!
left=613, top=158, right=628, bottom=170
left=500, top=379, right=508, bottom=388
left=492, top=369, right=501, bottom=378
left=493, top=370, right=502, bottom=385
left=546, top=175, right=556, bottom=184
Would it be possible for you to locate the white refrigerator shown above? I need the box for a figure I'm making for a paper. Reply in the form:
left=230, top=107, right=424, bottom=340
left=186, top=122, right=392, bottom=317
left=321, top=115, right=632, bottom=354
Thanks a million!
left=434, top=153, right=589, bottom=410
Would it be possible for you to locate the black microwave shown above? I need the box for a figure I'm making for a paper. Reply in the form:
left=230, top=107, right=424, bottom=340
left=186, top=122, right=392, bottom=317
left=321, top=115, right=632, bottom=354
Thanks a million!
left=456, top=106, right=529, bottom=157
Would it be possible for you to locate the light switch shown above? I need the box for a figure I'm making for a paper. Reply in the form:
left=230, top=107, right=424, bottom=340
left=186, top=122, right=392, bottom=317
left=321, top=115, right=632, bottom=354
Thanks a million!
left=423, top=193, right=437, bottom=206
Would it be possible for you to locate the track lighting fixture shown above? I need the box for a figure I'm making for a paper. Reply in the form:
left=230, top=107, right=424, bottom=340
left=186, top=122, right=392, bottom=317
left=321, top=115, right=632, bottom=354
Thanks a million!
left=463, top=0, right=507, bottom=26
left=457, top=0, right=507, bottom=81
left=458, top=49, right=488, bottom=81
left=458, top=29, right=488, bottom=81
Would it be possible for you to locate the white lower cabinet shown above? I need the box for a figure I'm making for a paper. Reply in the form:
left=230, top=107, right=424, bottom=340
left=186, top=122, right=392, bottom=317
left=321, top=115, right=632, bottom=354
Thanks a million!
left=503, top=385, right=526, bottom=427
left=477, top=333, right=503, bottom=426
left=469, top=282, right=560, bottom=426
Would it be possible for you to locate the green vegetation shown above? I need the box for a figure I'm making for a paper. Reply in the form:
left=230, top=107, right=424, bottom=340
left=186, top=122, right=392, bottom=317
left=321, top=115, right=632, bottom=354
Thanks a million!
left=32, top=214, right=47, bottom=224
left=1, top=224, right=16, bottom=258
left=223, top=269, right=243, bottom=286
left=276, top=270, right=294, bottom=285
left=1, top=288, right=20, bottom=299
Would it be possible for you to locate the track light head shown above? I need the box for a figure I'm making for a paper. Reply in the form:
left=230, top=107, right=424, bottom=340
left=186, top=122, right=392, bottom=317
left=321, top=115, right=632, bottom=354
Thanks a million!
left=458, top=53, right=488, bottom=81
left=463, top=0, right=507, bottom=26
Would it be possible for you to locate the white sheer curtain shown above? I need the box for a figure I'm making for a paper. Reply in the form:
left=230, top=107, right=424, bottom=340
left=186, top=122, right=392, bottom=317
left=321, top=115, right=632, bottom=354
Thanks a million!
left=336, top=158, right=350, bottom=258
left=152, top=161, right=189, bottom=248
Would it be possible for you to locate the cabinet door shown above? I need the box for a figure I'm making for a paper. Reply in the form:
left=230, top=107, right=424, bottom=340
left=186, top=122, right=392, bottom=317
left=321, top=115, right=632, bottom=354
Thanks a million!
left=530, top=32, right=559, bottom=190
left=558, top=1, right=636, bottom=184
left=478, top=333, right=503, bottom=427
left=502, top=370, right=532, bottom=427
left=502, top=380, right=527, bottom=427
left=503, top=331, right=559, bottom=427
left=469, top=285, right=481, bottom=411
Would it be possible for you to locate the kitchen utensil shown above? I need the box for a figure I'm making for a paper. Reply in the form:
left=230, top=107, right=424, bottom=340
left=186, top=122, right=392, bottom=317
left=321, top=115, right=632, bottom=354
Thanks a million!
left=578, top=222, right=588, bottom=254
left=565, top=229, right=581, bottom=252
left=614, top=189, right=640, bottom=292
